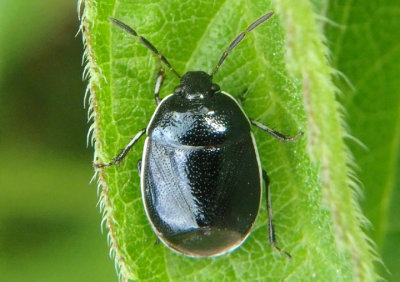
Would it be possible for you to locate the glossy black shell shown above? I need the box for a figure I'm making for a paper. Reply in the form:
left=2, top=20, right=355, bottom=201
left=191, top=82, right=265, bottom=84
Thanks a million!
left=141, top=79, right=261, bottom=257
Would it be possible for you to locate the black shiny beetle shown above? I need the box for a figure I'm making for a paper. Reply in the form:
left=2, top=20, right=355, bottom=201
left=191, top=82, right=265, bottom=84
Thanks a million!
left=96, top=12, right=302, bottom=258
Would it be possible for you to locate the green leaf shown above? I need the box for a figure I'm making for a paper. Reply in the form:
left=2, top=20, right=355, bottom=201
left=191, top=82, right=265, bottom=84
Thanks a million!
left=80, top=0, right=379, bottom=280
left=325, top=2, right=400, bottom=280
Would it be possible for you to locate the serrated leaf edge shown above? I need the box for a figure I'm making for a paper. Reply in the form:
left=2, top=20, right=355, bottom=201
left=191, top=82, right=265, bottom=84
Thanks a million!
left=78, top=0, right=135, bottom=281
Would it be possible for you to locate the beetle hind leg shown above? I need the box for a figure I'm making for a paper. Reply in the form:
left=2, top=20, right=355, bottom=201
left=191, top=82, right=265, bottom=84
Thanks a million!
left=263, top=170, right=291, bottom=259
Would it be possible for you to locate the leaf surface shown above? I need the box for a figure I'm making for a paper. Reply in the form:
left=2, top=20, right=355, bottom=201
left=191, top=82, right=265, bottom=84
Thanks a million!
left=81, top=0, right=379, bottom=280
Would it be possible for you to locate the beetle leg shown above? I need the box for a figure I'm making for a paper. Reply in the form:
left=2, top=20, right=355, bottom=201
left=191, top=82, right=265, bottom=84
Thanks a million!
left=154, top=64, right=166, bottom=105
left=263, top=170, right=291, bottom=259
left=137, top=159, right=142, bottom=175
left=251, top=120, right=303, bottom=142
left=237, top=88, right=249, bottom=106
left=94, top=129, right=146, bottom=168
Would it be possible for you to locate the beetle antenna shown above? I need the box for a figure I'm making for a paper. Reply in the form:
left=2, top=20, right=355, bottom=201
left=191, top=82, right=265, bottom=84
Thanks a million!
left=110, top=18, right=181, bottom=78
left=210, top=12, right=274, bottom=77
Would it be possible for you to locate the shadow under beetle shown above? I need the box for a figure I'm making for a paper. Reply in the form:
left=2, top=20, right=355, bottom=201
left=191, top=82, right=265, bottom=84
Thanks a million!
left=96, top=12, right=302, bottom=258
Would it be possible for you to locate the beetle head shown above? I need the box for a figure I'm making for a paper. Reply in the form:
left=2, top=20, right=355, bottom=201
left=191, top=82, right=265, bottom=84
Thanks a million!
left=174, top=71, right=220, bottom=99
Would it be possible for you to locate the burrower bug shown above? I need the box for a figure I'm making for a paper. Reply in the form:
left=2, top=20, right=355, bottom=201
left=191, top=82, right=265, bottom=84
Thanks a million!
left=96, top=12, right=302, bottom=258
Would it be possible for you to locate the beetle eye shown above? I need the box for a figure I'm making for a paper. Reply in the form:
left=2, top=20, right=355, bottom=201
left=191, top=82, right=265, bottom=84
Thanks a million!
left=211, top=84, right=220, bottom=92
left=174, top=86, right=183, bottom=95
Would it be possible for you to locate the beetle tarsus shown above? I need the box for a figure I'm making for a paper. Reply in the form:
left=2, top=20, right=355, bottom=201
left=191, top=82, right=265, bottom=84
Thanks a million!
left=270, top=242, right=292, bottom=259
left=94, top=159, right=120, bottom=169
left=285, top=130, right=303, bottom=142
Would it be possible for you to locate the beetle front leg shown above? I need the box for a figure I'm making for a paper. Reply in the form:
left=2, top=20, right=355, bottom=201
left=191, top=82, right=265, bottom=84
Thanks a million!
left=252, top=120, right=303, bottom=142
left=154, top=63, right=166, bottom=105
left=94, top=128, right=146, bottom=168
left=237, top=87, right=248, bottom=106
left=263, top=170, right=291, bottom=259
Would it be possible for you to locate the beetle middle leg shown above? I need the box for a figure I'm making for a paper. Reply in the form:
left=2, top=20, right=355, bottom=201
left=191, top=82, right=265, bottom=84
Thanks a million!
left=263, top=170, right=291, bottom=259
left=94, top=128, right=146, bottom=168
left=137, top=159, right=142, bottom=175
left=252, top=120, right=303, bottom=142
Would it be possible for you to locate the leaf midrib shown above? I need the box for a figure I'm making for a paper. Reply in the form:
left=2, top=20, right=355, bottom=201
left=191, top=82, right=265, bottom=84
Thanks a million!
left=183, top=0, right=229, bottom=73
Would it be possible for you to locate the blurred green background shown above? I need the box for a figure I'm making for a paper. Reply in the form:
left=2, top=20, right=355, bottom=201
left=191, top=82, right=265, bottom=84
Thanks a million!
left=0, top=0, right=116, bottom=281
